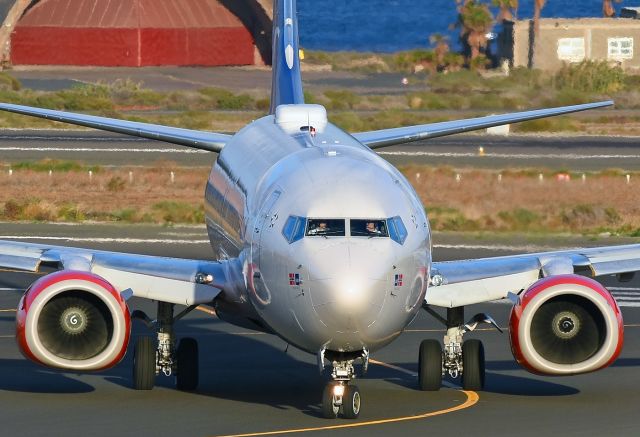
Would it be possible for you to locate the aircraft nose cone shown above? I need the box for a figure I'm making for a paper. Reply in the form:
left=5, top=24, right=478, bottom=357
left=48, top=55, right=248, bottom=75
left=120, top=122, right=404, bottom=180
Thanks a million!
left=312, top=277, right=386, bottom=333
left=307, top=241, right=391, bottom=333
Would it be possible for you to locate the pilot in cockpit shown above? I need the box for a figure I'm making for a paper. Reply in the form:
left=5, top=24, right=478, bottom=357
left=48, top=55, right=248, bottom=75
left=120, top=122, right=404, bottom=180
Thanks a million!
left=365, top=221, right=382, bottom=235
left=308, top=221, right=328, bottom=235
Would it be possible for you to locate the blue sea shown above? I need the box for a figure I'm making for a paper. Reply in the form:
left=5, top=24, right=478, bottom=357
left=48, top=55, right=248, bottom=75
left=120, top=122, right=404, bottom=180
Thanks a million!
left=297, top=0, right=621, bottom=52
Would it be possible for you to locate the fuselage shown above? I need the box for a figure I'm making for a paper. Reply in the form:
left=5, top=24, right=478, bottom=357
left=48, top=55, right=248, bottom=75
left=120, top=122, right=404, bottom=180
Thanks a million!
left=204, top=105, right=431, bottom=355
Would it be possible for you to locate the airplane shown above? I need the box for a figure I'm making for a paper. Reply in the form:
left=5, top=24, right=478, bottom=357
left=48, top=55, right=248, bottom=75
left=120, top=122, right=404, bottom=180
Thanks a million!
left=0, top=0, right=631, bottom=420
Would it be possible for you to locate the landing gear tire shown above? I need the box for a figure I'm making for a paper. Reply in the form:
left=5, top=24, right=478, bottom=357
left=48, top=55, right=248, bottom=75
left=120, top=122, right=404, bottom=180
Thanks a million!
left=176, top=337, right=199, bottom=391
left=462, top=339, right=485, bottom=391
left=418, top=339, right=442, bottom=391
left=342, top=385, right=361, bottom=419
left=133, top=336, right=156, bottom=390
left=321, top=382, right=340, bottom=419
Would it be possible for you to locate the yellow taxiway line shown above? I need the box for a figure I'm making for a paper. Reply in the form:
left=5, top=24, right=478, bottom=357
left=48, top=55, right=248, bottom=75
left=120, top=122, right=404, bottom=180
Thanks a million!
left=211, top=359, right=478, bottom=437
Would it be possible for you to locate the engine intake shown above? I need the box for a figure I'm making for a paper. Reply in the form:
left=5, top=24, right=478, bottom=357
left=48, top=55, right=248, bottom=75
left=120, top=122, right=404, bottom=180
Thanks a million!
left=509, top=274, right=623, bottom=375
left=16, top=271, right=130, bottom=371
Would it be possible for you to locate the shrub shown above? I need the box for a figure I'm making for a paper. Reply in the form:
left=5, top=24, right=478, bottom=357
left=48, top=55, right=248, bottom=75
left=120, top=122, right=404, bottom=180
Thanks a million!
left=553, top=60, right=625, bottom=94
left=58, top=204, right=86, bottom=222
left=324, top=90, right=361, bottom=110
left=152, top=201, right=204, bottom=224
left=106, top=176, right=126, bottom=192
left=498, top=208, right=540, bottom=230
left=199, top=88, right=255, bottom=110
left=0, top=73, right=21, bottom=91
left=329, top=112, right=364, bottom=131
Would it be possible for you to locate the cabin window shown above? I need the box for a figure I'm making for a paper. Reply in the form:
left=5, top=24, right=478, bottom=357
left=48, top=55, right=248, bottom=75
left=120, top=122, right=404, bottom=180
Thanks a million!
left=282, top=216, right=306, bottom=243
left=350, top=219, right=389, bottom=237
left=388, top=216, right=408, bottom=245
left=305, top=219, right=346, bottom=237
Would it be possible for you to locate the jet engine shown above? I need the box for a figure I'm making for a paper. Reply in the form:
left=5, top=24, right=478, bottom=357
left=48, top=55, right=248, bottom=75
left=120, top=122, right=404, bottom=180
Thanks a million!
left=16, top=270, right=131, bottom=371
left=509, top=274, right=623, bottom=375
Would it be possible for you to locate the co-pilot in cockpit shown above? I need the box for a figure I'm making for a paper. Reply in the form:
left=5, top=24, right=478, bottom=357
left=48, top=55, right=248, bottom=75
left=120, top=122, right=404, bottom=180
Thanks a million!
left=282, top=216, right=407, bottom=244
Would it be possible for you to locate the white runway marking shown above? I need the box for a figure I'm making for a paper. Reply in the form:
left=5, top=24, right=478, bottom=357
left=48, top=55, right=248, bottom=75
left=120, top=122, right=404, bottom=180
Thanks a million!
left=0, top=135, right=144, bottom=142
left=378, top=151, right=640, bottom=160
left=0, top=236, right=209, bottom=244
left=434, top=243, right=571, bottom=252
left=0, top=146, right=207, bottom=153
left=0, top=288, right=21, bottom=291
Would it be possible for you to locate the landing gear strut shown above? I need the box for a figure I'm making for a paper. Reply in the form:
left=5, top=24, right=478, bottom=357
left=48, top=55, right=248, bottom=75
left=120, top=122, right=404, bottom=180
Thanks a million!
left=320, top=350, right=367, bottom=419
left=419, top=305, right=499, bottom=391
left=132, top=302, right=200, bottom=391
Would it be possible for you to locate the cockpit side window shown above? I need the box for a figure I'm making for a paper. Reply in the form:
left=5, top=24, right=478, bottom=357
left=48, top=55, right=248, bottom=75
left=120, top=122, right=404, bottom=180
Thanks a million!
left=306, top=219, right=346, bottom=237
left=350, top=219, right=389, bottom=237
left=388, top=216, right=408, bottom=245
left=282, top=216, right=306, bottom=243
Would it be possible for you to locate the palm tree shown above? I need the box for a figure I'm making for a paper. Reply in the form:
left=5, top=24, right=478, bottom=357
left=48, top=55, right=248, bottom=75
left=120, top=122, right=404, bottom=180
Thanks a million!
left=532, top=0, right=546, bottom=36
left=603, top=0, right=622, bottom=17
left=458, top=0, right=494, bottom=60
left=493, top=0, right=518, bottom=22
left=526, top=0, right=546, bottom=68
left=429, top=33, right=450, bottom=67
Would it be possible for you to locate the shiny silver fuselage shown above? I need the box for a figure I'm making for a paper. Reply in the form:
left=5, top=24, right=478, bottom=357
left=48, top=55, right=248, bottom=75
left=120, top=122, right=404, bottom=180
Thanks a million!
left=204, top=114, right=431, bottom=354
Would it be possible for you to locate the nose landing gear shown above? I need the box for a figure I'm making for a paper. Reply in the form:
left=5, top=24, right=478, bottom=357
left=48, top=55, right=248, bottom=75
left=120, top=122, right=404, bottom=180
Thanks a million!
left=319, top=350, right=367, bottom=419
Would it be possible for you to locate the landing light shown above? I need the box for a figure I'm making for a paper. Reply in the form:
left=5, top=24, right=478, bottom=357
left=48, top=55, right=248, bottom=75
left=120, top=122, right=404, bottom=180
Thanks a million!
left=333, top=384, right=345, bottom=397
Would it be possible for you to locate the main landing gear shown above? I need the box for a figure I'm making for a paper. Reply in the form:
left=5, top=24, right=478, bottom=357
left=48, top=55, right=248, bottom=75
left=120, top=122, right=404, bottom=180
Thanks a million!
left=419, top=305, right=501, bottom=391
left=319, top=350, right=368, bottom=419
left=132, top=302, right=200, bottom=391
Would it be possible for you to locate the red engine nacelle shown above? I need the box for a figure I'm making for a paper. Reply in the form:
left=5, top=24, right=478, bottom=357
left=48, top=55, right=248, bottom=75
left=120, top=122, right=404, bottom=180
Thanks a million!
left=16, top=270, right=131, bottom=371
left=509, top=274, right=623, bottom=375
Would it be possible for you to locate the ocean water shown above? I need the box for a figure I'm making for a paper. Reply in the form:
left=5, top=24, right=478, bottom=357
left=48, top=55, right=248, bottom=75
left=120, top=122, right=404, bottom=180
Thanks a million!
left=297, top=0, right=619, bottom=52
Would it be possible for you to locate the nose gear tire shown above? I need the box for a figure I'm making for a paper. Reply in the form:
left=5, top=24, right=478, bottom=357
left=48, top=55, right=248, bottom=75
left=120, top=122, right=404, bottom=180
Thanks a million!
left=342, top=385, right=361, bottom=419
left=321, top=382, right=340, bottom=419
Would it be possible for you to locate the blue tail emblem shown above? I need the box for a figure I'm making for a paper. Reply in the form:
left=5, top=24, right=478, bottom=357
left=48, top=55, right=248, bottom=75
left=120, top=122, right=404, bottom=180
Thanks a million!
left=270, top=0, right=305, bottom=113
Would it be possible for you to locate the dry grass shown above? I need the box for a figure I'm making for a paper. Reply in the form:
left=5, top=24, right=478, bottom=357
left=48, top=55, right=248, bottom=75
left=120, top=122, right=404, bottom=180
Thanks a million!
left=2, top=162, right=640, bottom=234
left=404, top=166, right=640, bottom=234
left=0, top=163, right=207, bottom=224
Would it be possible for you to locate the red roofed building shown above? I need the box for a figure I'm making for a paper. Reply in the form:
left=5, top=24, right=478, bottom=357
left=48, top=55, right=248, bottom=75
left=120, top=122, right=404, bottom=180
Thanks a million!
left=7, top=0, right=272, bottom=66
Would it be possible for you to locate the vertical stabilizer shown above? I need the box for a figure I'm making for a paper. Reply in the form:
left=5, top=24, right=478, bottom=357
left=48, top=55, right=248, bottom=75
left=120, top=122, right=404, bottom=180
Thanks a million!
left=270, top=0, right=305, bottom=113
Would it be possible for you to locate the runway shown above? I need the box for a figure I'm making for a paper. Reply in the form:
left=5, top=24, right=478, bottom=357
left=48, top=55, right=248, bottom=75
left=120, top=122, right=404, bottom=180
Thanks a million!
left=1, top=130, right=640, bottom=170
left=0, top=224, right=639, bottom=436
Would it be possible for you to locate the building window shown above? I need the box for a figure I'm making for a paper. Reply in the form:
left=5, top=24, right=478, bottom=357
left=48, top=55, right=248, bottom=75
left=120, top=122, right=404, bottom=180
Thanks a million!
left=557, top=38, right=585, bottom=62
left=608, top=37, right=634, bottom=60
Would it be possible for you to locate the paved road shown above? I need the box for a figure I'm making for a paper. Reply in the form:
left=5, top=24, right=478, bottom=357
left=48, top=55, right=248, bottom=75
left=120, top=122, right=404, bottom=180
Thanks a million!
left=1, top=130, right=640, bottom=171
left=0, top=224, right=638, bottom=436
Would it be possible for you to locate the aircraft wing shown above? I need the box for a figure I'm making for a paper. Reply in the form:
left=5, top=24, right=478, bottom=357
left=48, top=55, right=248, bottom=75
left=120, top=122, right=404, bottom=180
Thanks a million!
left=427, top=243, right=640, bottom=308
left=353, top=101, right=613, bottom=149
left=0, top=103, right=231, bottom=153
left=0, top=240, right=229, bottom=306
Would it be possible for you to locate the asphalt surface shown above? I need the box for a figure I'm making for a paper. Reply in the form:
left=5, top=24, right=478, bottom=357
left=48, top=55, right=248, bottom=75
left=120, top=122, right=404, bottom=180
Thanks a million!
left=1, top=130, right=640, bottom=171
left=0, top=224, right=639, bottom=436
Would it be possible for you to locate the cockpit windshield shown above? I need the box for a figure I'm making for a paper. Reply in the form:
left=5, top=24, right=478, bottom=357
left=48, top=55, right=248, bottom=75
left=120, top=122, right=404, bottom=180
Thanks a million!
left=283, top=216, right=407, bottom=244
left=350, top=219, right=389, bottom=237
left=306, top=219, right=346, bottom=237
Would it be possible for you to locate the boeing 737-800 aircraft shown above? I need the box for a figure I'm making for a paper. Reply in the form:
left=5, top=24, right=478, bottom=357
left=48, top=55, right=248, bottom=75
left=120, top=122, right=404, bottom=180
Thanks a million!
left=0, top=0, right=631, bottom=419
